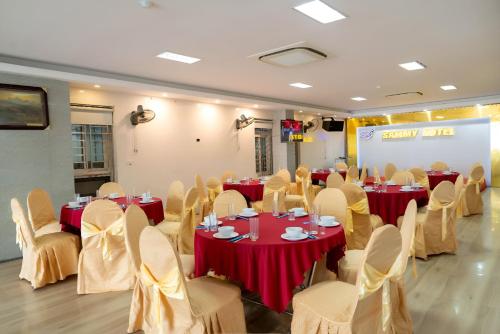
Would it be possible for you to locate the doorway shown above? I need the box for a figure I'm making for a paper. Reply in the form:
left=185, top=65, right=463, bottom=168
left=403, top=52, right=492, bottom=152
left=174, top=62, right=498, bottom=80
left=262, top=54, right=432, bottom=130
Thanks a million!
left=255, top=128, right=273, bottom=176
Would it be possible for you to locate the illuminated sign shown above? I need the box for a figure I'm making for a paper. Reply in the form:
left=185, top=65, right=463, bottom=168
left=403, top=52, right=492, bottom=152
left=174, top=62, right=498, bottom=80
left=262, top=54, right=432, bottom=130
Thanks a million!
left=359, top=128, right=375, bottom=140
left=303, top=136, right=314, bottom=143
left=382, top=129, right=418, bottom=139
left=422, top=127, right=455, bottom=137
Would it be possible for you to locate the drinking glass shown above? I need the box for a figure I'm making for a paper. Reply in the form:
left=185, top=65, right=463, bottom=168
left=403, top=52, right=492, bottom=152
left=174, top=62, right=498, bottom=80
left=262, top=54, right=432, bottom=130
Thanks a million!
left=272, top=198, right=279, bottom=217
left=209, top=212, right=218, bottom=232
left=74, top=193, right=80, bottom=202
left=249, top=217, right=259, bottom=241
left=126, top=194, right=133, bottom=205
left=228, top=203, right=236, bottom=221
left=319, top=225, right=326, bottom=235
left=288, top=211, right=295, bottom=221
left=96, top=189, right=100, bottom=199
left=309, top=215, right=319, bottom=235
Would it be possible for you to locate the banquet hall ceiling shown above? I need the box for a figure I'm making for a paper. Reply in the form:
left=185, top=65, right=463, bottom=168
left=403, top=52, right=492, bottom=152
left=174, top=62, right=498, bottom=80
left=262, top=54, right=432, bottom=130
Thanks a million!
left=0, top=0, right=499, bottom=112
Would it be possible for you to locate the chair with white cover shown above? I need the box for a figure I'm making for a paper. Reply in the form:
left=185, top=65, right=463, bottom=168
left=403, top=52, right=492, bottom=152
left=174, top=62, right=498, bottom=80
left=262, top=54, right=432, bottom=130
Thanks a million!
left=252, top=175, right=286, bottom=213
left=291, top=225, right=402, bottom=334
left=412, top=181, right=458, bottom=260
left=339, top=200, right=417, bottom=333
left=26, top=188, right=61, bottom=236
left=195, top=174, right=210, bottom=219
left=125, top=205, right=194, bottom=334
left=391, top=171, right=415, bottom=186
left=302, top=176, right=316, bottom=213
left=11, top=198, right=80, bottom=289
left=345, top=165, right=359, bottom=184
left=384, top=163, right=397, bottom=180
left=135, top=226, right=246, bottom=333
left=77, top=199, right=134, bottom=294
left=431, top=161, right=449, bottom=171
left=461, top=164, right=484, bottom=216
left=326, top=172, right=344, bottom=188
left=213, top=190, right=248, bottom=217
left=335, top=161, right=348, bottom=171
left=409, top=167, right=431, bottom=194
left=340, top=183, right=384, bottom=250
left=98, top=182, right=126, bottom=197
left=157, top=187, right=199, bottom=255
left=206, top=176, right=222, bottom=210
left=164, top=180, right=184, bottom=222
left=221, top=170, right=237, bottom=183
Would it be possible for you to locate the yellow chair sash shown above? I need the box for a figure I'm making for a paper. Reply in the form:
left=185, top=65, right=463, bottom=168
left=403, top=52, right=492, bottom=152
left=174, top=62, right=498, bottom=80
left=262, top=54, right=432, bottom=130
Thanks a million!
left=207, top=187, right=220, bottom=203
left=359, top=256, right=401, bottom=332
left=416, top=176, right=429, bottom=188
left=373, top=167, right=381, bottom=184
left=179, top=205, right=197, bottom=254
left=140, top=263, right=185, bottom=324
left=468, top=176, right=484, bottom=194
left=81, top=218, right=124, bottom=260
left=428, top=198, right=455, bottom=241
left=345, top=198, right=370, bottom=234
left=456, top=188, right=465, bottom=218
left=13, top=218, right=25, bottom=251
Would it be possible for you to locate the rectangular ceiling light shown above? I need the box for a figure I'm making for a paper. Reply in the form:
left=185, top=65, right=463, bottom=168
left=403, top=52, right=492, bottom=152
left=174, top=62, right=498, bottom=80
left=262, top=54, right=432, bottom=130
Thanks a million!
left=440, top=85, right=457, bottom=91
left=351, top=97, right=367, bottom=101
left=399, top=61, right=426, bottom=71
left=294, top=0, right=346, bottom=24
left=156, top=51, right=200, bottom=64
left=290, top=82, right=312, bottom=89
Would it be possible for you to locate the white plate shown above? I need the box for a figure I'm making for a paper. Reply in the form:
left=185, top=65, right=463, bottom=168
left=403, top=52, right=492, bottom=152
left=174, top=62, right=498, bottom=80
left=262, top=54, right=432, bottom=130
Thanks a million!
left=319, top=221, right=340, bottom=227
left=140, top=199, right=154, bottom=204
left=213, top=232, right=239, bottom=239
left=400, top=188, right=413, bottom=192
left=281, top=233, right=309, bottom=241
left=412, top=185, right=423, bottom=188
left=238, top=212, right=258, bottom=217
left=201, top=220, right=223, bottom=226
left=386, top=182, right=396, bottom=186
left=67, top=204, right=82, bottom=209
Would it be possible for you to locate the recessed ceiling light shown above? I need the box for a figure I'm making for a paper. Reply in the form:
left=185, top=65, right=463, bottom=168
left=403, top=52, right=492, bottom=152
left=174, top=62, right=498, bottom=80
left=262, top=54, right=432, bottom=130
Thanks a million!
left=79, top=90, right=85, bottom=93
left=351, top=97, right=367, bottom=101
left=440, top=85, right=457, bottom=91
left=476, top=104, right=483, bottom=108
left=290, top=82, right=312, bottom=89
left=162, top=93, right=168, bottom=97
left=156, top=51, right=200, bottom=64
left=317, top=113, right=321, bottom=116
left=436, top=115, right=445, bottom=119
left=382, top=113, right=387, bottom=116
left=253, top=104, right=259, bottom=108
left=399, top=61, right=426, bottom=71
left=299, top=110, right=303, bottom=113
left=93, top=84, right=101, bottom=88
left=215, top=99, right=221, bottom=104
left=294, top=0, right=346, bottom=24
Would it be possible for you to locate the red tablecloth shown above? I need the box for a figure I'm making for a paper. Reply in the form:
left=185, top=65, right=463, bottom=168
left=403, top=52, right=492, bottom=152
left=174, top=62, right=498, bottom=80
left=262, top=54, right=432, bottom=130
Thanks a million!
left=364, top=176, right=386, bottom=185
left=60, top=197, right=164, bottom=234
left=311, top=170, right=347, bottom=183
left=223, top=180, right=264, bottom=202
left=194, top=213, right=346, bottom=313
left=366, top=186, right=428, bottom=226
left=426, top=171, right=460, bottom=189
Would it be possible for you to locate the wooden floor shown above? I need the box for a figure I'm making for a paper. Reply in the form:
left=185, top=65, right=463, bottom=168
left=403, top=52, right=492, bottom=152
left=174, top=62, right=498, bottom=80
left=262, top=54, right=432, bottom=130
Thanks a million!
left=1, top=188, right=498, bottom=333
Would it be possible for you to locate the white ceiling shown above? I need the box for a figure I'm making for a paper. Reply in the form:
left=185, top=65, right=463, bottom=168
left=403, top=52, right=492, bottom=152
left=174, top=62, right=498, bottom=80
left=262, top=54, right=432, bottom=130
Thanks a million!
left=0, top=0, right=499, bottom=112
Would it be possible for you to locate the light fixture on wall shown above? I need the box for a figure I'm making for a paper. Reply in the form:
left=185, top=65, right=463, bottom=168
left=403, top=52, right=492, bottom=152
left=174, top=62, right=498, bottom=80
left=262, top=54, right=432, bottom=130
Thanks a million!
left=236, top=114, right=255, bottom=130
left=130, top=105, right=156, bottom=126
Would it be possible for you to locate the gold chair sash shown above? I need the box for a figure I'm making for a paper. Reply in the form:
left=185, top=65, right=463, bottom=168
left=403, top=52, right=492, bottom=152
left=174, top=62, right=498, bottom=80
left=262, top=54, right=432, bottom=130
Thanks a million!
left=456, top=188, right=465, bottom=218
left=179, top=205, right=197, bottom=254
left=13, top=218, right=25, bottom=250
left=373, top=166, right=381, bottom=184
left=81, top=218, right=124, bottom=260
left=428, top=198, right=455, bottom=241
left=140, top=263, right=185, bottom=323
left=359, top=256, right=401, bottom=332
left=416, top=176, right=429, bottom=188
left=345, top=198, right=370, bottom=234
left=468, top=176, right=484, bottom=194
left=207, top=187, right=220, bottom=203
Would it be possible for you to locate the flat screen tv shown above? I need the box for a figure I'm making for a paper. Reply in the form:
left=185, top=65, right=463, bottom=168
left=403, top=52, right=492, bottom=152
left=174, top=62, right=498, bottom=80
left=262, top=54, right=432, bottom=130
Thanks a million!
left=280, top=119, right=303, bottom=142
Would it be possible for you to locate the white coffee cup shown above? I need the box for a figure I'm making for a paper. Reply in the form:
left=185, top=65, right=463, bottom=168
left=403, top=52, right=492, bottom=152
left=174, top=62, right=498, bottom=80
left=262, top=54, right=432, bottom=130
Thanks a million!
left=218, top=226, right=235, bottom=237
left=291, top=207, right=306, bottom=216
left=242, top=208, right=255, bottom=215
left=68, top=201, right=79, bottom=208
left=286, top=227, right=303, bottom=238
left=320, top=216, right=336, bottom=225
left=413, top=182, right=421, bottom=187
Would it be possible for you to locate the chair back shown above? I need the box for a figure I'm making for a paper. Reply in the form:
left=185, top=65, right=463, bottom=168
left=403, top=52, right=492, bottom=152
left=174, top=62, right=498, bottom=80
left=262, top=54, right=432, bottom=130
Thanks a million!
left=398, top=200, right=417, bottom=275
left=298, top=164, right=309, bottom=172
left=81, top=200, right=125, bottom=249
left=165, top=180, right=185, bottom=217
left=221, top=170, right=237, bottom=183
left=336, top=161, right=348, bottom=171
left=194, top=174, right=207, bottom=201
left=301, top=175, right=315, bottom=212
left=11, top=198, right=36, bottom=248
left=313, top=188, right=347, bottom=224
left=409, top=167, right=430, bottom=189
left=295, top=167, right=309, bottom=195
left=261, top=176, right=286, bottom=212
left=384, top=163, right=397, bottom=180
left=454, top=174, right=464, bottom=200
left=124, top=205, right=150, bottom=274
left=360, top=163, right=367, bottom=182
left=213, top=190, right=247, bottom=217
left=340, top=183, right=373, bottom=249
left=373, top=166, right=382, bottom=184
left=326, top=172, right=344, bottom=188
left=178, top=187, right=199, bottom=255
left=426, top=181, right=456, bottom=226
left=139, top=226, right=194, bottom=331
left=276, top=169, right=292, bottom=184
left=27, top=188, right=57, bottom=231
left=431, top=161, right=449, bottom=171
left=346, top=165, right=359, bottom=183
left=206, top=177, right=222, bottom=207
left=391, top=171, right=415, bottom=186
left=98, top=182, right=126, bottom=197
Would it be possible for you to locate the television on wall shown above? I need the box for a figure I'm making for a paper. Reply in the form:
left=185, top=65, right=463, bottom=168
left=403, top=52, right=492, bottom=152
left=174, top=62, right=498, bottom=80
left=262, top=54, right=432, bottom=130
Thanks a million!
left=280, top=119, right=304, bottom=142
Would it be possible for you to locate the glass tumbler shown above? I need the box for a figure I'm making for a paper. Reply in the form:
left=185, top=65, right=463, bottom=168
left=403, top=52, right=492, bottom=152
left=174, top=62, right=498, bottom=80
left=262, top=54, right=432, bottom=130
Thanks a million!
left=228, top=203, right=236, bottom=220
left=249, top=217, right=259, bottom=241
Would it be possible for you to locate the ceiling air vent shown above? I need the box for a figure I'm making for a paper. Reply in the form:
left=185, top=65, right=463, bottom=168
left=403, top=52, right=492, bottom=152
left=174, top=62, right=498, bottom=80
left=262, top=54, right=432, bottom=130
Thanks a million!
left=385, top=91, right=423, bottom=99
left=259, top=47, right=327, bottom=67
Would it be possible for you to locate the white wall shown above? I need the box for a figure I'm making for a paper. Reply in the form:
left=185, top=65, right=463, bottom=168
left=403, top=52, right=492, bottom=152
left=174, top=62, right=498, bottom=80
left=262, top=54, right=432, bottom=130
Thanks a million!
left=0, top=73, right=74, bottom=261
left=357, top=118, right=491, bottom=183
left=295, top=114, right=345, bottom=169
left=70, top=89, right=287, bottom=199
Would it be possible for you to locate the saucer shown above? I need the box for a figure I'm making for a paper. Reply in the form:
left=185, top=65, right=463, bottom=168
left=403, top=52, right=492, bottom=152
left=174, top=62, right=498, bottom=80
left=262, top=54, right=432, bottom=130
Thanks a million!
left=201, top=220, right=223, bottom=226
left=67, top=204, right=82, bottom=209
left=318, top=221, right=340, bottom=227
left=213, top=232, right=239, bottom=239
left=281, top=233, right=308, bottom=241
left=400, top=188, right=413, bottom=192
left=238, top=212, right=258, bottom=217
left=140, top=199, right=154, bottom=204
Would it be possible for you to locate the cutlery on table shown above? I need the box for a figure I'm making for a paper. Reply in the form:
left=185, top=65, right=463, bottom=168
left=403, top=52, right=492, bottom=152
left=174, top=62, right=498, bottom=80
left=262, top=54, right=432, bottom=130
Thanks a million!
left=229, top=233, right=249, bottom=243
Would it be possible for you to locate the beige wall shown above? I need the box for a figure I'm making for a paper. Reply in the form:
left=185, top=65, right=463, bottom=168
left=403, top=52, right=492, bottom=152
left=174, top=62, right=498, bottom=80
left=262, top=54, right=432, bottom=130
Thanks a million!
left=70, top=89, right=287, bottom=199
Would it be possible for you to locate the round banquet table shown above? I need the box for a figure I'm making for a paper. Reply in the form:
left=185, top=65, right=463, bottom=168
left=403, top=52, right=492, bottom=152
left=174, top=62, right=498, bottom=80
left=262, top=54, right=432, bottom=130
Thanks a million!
left=222, top=180, right=264, bottom=202
left=311, top=170, right=347, bottom=183
left=194, top=213, right=346, bottom=313
left=366, top=185, right=429, bottom=226
left=59, top=197, right=164, bottom=234
left=426, top=171, right=460, bottom=189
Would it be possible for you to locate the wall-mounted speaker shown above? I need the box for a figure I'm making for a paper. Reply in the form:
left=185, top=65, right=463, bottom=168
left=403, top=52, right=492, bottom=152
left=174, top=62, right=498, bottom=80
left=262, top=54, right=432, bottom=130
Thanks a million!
left=322, top=119, right=344, bottom=132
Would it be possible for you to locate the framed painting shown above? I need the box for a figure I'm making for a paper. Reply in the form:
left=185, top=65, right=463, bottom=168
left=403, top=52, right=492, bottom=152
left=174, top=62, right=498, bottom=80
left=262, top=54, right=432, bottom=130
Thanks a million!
left=0, top=83, right=49, bottom=130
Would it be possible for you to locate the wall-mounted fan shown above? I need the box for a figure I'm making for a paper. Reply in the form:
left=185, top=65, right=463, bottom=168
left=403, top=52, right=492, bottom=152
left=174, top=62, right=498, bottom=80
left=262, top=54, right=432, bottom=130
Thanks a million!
left=303, top=118, right=321, bottom=133
left=130, top=105, right=155, bottom=126
left=236, top=114, right=255, bottom=130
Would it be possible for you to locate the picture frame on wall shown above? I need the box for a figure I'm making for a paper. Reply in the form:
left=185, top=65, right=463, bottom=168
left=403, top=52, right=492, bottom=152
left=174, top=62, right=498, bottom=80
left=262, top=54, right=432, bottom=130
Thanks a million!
left=0, top=83, right=49, bottom=130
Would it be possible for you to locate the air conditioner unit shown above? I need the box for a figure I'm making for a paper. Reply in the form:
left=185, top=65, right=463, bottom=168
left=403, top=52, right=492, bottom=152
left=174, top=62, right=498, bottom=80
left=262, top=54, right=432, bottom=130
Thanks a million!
left=259, top=47, right=327, bottom=67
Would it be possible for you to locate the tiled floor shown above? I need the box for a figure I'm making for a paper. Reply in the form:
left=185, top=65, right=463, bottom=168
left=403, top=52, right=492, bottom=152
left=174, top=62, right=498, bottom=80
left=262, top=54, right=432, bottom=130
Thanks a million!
left=0, top=188, right=498, bottom=333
